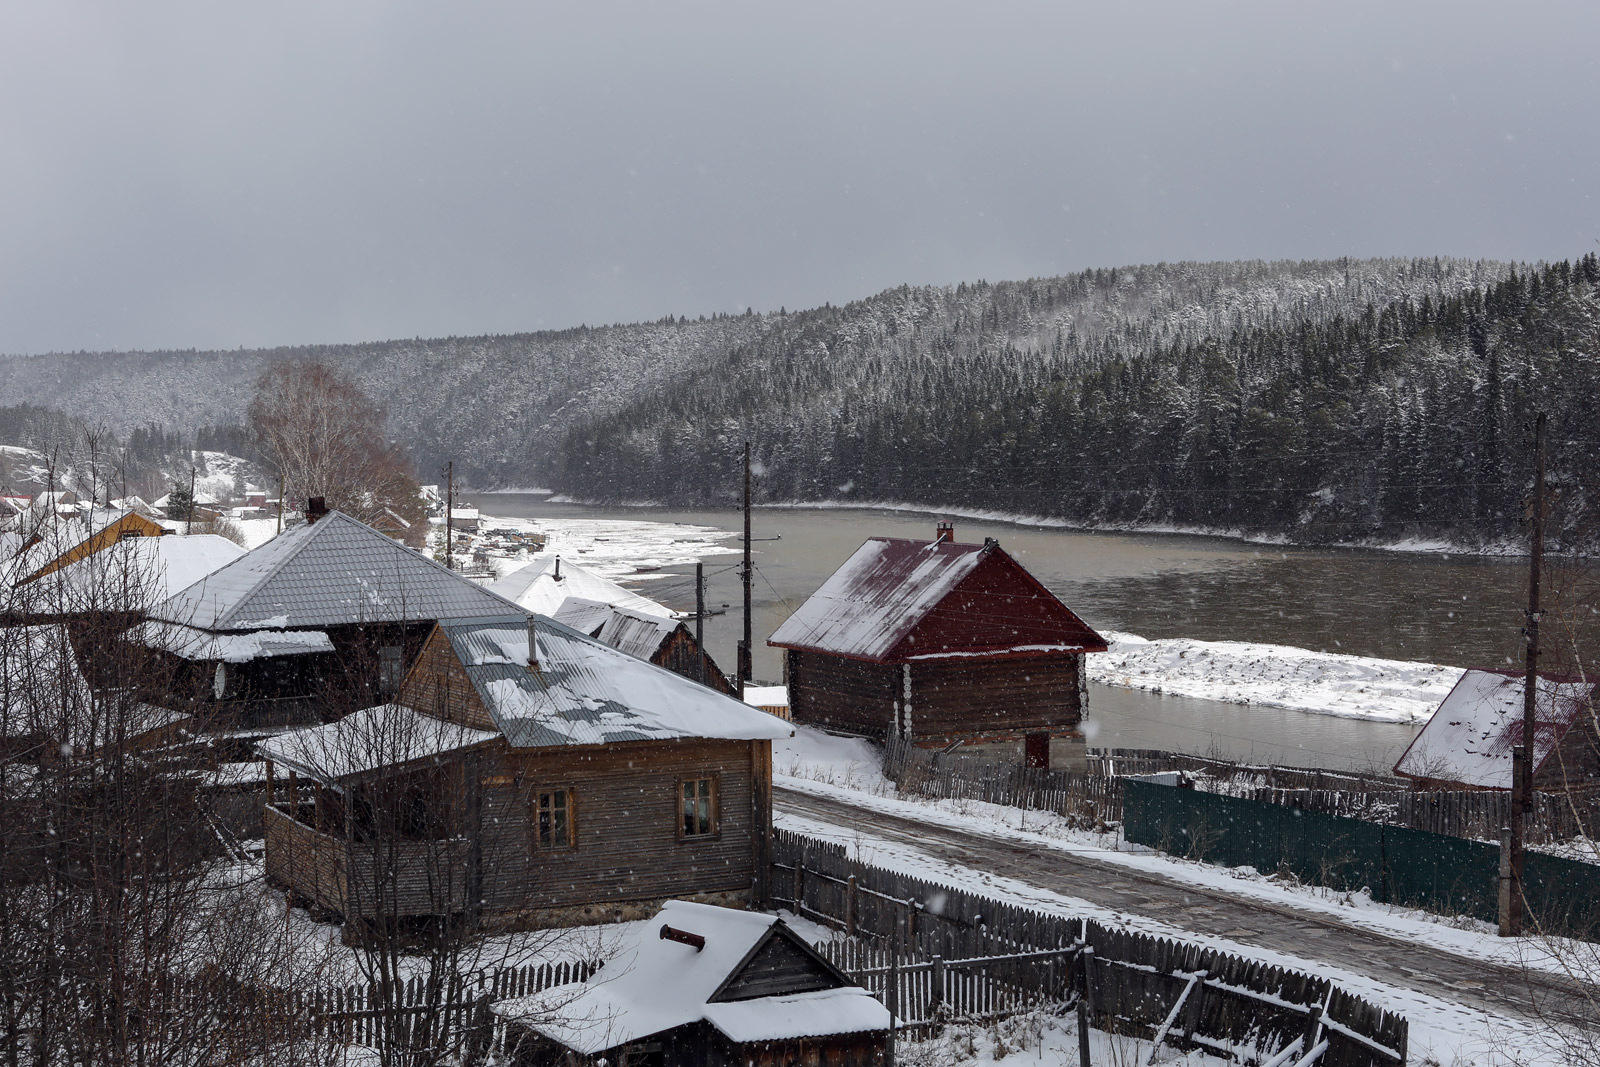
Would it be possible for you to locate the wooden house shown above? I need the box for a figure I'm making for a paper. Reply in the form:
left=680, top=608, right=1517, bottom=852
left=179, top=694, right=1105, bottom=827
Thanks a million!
left=494, top=899, right=889, bottom=1066
left=257, top=614, right=792, bottom=930
left=131, top=506, right=527, bottom=733
left=552, top=595, right=736, bottom=696
left=12, top=508, right=170, bottom=585
left=1394, top=669, right=1600, bottom=791
left=769, top=522, right=1107, bottom=764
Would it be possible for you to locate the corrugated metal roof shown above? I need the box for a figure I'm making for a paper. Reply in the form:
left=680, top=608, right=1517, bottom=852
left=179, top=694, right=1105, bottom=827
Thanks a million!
left=488, top=555, right=673, bottom=618
left=440, top=615, right=790, bottom=748
left=768, top=537, right=1105, bottom=662
left=1393, top=670, right=1599, bottom=788
left=552, top=595, right=678, bottom=660
left=151, top=510, right=524, bottom=630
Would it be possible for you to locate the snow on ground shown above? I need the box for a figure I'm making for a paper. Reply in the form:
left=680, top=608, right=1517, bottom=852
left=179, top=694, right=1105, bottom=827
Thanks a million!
left=1088, top=630, right=1463, bottom=723
left=778, top=800, right=1569, bottom=1067
left=773, top=725, right=1585, bottom=981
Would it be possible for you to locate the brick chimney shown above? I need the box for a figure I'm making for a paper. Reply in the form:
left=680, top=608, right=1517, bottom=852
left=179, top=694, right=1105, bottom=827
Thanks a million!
left=935, top=520, right=955, bottom=544
left=305, top=497, right=328, bottom=524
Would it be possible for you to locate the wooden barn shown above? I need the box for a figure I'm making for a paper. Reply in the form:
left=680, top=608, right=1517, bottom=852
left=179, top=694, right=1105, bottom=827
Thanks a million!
left=257, top=614, right=792, bottom=930
left=552, top=595, right=736, bottom=696
left=494, top=899, right=889, bottom=1066
left=1394, top=669, right=1600, bottom=792
left=769, top=521, right=1107, bottom=764
left=130, top=504, right=527, bottom=733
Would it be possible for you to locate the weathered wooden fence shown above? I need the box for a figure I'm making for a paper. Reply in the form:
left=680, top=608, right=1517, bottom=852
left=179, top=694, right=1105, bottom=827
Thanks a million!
left=1228, top=785, right=1600, bottom=847
left=884, top=736, right=1124, bottom=826
left=772, top=829, right=1407, bottom=1066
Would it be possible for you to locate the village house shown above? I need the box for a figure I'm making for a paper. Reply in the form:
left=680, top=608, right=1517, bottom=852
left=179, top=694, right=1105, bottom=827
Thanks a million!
left=769, top=521, right=1107, bottom=766
left=130, top=502, right=527, bottom=735
left=552, top=595, right=736, bottom=696
left=256, top=613, right=792, bottom=931
left=1394, top=668, right=1600, bottom=791
left=494, top=899, right=889, bottom=1066
left=489, top=554, right=674, bottom=618
left=10, top=507, right=171, bottom=585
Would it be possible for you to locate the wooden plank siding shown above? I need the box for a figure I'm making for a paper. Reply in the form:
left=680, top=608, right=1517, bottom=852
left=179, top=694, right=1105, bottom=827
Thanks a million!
left=652, top=629, right=737, bottom=696
left=786, top=648, right=1082, bottom=745
left=398, top=627, right=498, bottom=730
left=476, top=738, right=765, bottom=923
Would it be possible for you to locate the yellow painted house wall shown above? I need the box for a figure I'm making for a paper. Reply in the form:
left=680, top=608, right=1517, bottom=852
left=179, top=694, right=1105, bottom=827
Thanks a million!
left=22, top=512, right=168, bottom=583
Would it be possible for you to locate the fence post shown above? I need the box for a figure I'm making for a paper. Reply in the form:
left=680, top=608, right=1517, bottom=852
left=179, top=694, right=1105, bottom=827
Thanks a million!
left=1498, top=826, right=1515, bottom=937
left=795, top=855, right=806, bottom=916
left=931, top=955, right=945, bottom=1017
left=1077, top=998, right=1092, bottom=1067
left=847, top=875, right=858, bottom=936
left=1302, top=1002, right=1323, bottom=1056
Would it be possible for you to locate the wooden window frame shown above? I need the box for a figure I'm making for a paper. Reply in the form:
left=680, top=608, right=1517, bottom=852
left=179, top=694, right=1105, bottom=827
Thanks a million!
left=534, top=787, right=576, bottom=851
left=678, top=775, right=720, bottom=841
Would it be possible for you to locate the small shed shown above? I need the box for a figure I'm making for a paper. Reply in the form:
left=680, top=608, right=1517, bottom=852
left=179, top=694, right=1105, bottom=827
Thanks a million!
left=769, top=522, right=1106, bottom=760
left=552, top=595, right=735, bottom=695
left=1394, top=669, right=1600, bottom=791
left=494, top=899, right=888, bottom=1066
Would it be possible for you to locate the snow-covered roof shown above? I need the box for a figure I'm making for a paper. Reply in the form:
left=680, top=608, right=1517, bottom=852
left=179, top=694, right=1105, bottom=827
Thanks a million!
left=769, top=536, right=1106, bottom=662
left=437, top=615, right=791, bottom=749
left=257, top=703, right=499, bottom=783
left=0, top=624, right=188, bottom=747
left=1394, top=669, right=1599, bottom=789
left=128, top=620, right=336, bottom=663
left=494, top=900, right=888, bottom=1053
left=151, top=510, right=524, bottom=630
left=12, top=534, right=244, bottom=613
left=551, top=595, right=679, bottom=660
left=488, top=555, right=673, bottom=618
left=743, top=685, right=788, bottom=707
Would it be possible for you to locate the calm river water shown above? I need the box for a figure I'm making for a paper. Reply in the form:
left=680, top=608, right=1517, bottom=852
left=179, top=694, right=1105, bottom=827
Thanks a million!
left=476, top=497, right=1532, bottom=773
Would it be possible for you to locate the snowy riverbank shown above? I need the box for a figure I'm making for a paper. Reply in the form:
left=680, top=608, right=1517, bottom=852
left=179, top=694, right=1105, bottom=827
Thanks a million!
left=1088, top=631, right=1461, bottom=724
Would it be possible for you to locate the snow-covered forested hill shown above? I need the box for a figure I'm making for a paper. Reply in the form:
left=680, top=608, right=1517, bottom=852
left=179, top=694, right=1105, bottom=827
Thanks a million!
left=5, top=255, right=1597, bottom=545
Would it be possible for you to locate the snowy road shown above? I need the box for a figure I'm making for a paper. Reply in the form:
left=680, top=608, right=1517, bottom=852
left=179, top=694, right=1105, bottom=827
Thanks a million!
left=773, top=785, right=1592, bottom=1032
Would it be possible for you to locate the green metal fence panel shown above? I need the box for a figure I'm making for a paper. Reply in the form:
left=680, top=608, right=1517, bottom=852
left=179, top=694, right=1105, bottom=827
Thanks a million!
left=1123, top=779, right=1600, bottom=939
left=1524, top=849, right=1600, bottom=941
left=1377, top=823, right=1498, bottom=922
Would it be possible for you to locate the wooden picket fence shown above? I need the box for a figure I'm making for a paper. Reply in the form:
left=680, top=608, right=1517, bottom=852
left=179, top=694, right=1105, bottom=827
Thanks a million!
left=884, top=736, right=1124, bottom=826
left=274, top=958, right=596, bottom=1054
left=773, top=829, right=1407, bottom=1066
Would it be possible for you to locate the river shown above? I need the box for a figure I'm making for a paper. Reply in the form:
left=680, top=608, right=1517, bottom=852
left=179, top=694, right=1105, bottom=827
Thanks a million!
left=474, top=496, right=1532, bottom=773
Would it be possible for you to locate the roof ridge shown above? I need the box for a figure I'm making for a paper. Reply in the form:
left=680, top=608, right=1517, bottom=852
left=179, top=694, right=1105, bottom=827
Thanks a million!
left=166, top=514, right=319, bottom=628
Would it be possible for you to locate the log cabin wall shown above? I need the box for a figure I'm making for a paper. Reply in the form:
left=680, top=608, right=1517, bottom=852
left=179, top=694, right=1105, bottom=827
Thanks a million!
left=785, top=650, right=899, bottom=737
left=475, top=737, right=765, bottom=923
left=906, top=653, right=1082, bottom=743
left=1535, top=714, right=1600, bottom=792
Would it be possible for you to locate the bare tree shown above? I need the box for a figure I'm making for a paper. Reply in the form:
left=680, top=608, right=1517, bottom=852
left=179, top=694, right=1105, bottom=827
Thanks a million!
left=248, top=360, right=426, bottom=545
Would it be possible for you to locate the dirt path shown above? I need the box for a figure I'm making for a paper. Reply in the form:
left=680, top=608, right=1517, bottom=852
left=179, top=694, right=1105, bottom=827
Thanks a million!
left=775, top=785, right=1594, bottom=1028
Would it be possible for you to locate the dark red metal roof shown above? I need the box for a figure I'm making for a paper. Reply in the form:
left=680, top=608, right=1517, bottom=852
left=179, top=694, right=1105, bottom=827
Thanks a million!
left=768, top=536, right=1107, bottom=663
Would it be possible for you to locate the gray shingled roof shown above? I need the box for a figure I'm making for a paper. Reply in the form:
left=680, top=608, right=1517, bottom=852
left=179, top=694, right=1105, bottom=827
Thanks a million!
left=439, top=615, right=790, bottom=749
left=151, top=510, right=525, bottom=630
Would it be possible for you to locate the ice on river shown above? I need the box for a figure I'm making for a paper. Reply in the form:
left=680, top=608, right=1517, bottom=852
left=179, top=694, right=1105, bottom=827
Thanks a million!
left=1088, top=631, right=1462, bottom=724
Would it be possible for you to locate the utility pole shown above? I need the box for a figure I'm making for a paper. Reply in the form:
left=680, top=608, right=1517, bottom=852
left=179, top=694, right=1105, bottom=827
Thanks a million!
left=739, top=442, right=753, bottom=689
left=187, top=466, right=197, bottom=536
left=1506, top=411, right=1548, bottom=936
left=695, top=561, right=706, bottom=686
left=276, top=472, right=285, bottom=535
left=445, top=460, right=455, bottom=571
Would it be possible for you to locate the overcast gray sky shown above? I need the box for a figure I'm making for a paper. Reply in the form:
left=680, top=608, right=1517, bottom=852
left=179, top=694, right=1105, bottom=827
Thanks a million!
left=2, top=1, right=1596, bottom=354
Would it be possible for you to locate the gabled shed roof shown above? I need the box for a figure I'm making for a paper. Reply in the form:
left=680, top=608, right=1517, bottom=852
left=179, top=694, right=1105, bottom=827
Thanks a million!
left=1393, top=669, right=1600, bottom=789
left=437, top=615, right=789, bottom=748
left=768, top=536, right=1106, bottom=663
left=151, top=510, right=523, bottom=631
left=493, top=899, right=888, bottom=1054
